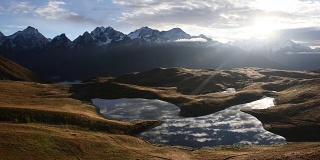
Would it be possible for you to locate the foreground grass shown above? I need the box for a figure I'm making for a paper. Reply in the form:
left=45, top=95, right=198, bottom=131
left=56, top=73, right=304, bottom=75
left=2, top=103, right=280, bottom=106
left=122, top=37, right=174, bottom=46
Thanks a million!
left=1, top=123, right=319, bottom=160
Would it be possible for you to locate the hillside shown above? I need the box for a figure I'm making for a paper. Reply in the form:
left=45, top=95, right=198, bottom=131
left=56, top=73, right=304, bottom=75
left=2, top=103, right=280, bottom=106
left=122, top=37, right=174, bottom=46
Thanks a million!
left=0, top=67, right=319, bottom=159
left=0, top=55, right=42, bottom=82
left=72, top=67, right=320, bottom=141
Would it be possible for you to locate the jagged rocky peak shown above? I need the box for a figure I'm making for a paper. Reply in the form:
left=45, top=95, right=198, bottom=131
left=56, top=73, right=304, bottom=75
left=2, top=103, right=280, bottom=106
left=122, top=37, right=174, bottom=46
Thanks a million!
left=91, top=26, right=119, bottom=35
left=52, top=33, right=70, bottom=41
left=81, top=31, right=94, bottom=42
left=24, top=26, right=38, bottom=33
left=71, top=31, right=95, bottom=48
left=90, top=26, right=125, bottom=44
left=49, top=33, right=71, bottom=48
left=128, top=26, right=161, bottom=39
left=83, top=31, right=90, bottom=37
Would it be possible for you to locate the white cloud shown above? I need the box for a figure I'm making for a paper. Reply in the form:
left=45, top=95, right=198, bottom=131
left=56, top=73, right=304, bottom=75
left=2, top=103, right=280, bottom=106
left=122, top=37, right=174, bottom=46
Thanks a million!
left=112, top=0, right=320, bottom=42
left=35, top=1, right=77, bottom=20
left=0, top=6, right=5, bottom=14
left=175, top=38, right=207, bottom=42
left=8, top=2, right=35, bottom=14
left=33, top=1, right=101, bottom=25
left=2, top=25, right=27, bottom=29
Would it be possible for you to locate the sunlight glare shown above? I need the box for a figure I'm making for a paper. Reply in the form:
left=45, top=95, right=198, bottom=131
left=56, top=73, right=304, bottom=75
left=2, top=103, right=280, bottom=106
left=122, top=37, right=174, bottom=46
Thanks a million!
left=251, top=17, right=278, bottom=39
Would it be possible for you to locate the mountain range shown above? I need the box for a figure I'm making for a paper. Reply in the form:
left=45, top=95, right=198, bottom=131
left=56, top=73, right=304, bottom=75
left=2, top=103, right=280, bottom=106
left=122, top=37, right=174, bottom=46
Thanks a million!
left=2, top=26, right=319, bottom=54
left=0, top=26, right=215, bottom=52
left=0, top=26, right=320, bottom=81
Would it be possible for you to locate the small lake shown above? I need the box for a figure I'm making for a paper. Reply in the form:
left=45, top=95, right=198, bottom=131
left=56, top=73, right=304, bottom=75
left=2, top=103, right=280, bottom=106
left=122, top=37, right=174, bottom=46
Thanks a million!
left=92, top=98, right=285, bottom=148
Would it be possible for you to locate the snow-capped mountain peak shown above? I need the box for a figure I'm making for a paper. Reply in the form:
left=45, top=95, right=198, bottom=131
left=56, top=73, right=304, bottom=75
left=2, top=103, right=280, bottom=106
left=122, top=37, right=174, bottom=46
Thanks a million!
left=90, top=26, right=125, bottom=45
left=9, top=26, right=45, bottom=40
left=4, top=26, right=49, bottom=50
left=128, top=26, right=160, bottom=40
left=160, top=28, right=191, bottom=40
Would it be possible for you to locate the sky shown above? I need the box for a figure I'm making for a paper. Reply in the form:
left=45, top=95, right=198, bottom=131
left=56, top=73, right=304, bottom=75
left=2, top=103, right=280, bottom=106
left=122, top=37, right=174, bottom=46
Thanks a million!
left=1, top=0, right=320, bottom=48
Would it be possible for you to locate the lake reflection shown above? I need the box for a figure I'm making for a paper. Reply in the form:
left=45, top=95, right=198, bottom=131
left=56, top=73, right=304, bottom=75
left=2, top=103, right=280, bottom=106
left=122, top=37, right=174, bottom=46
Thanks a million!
left=92, top=98, right=285, bottom=148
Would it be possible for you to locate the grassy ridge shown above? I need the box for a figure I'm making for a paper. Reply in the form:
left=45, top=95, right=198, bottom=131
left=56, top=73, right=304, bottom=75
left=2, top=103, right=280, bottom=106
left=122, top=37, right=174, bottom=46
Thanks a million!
left=0, top=107, right=161, bottom=135
left=244, top=78, right=320, bottom=141
left=0, top=55, right=43, bottom=82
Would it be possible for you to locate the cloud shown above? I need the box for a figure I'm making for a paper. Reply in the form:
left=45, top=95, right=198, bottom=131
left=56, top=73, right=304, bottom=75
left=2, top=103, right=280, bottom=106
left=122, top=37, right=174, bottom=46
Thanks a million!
left=112, top=0, right=320, bottom=43
left=2, top=25, right=27, bottom=29
left=175, top=38, right=207, bottom=42
left=276, top=27, right=320, bottom=46
left=0, top=6, right=5, bottom=14
left=113, top=0, right=254, bottom=29
left=35, top=1, right=76, bottom=20
left=66, top=15, right=102, bottom=25
left=33, top=1, right=101, bottom=25
left=8, top=2, right=36, bottom=14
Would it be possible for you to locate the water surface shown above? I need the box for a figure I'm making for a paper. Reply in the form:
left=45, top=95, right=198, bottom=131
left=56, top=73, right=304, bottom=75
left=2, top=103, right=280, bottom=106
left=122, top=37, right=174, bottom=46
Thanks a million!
left=92, top=98, right=285, bottom=148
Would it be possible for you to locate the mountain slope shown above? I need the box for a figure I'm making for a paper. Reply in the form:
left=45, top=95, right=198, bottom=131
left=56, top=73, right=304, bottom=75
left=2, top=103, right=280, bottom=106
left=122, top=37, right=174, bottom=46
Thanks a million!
left=0, top=31, right=4, bottom=39
left=4, top=26, right=49, bottom=50
left=0, top=55, right=42, bottom=82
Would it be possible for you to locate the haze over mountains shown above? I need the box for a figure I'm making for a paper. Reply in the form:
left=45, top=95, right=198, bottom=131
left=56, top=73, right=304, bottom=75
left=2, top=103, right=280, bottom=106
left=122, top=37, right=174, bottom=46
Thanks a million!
left=0, top=26, right=320, bottom=81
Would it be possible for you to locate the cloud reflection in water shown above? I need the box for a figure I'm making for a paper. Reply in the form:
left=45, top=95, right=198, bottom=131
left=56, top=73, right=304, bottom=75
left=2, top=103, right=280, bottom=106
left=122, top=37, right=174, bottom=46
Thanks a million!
left=92, top=97, right=285, bottom=148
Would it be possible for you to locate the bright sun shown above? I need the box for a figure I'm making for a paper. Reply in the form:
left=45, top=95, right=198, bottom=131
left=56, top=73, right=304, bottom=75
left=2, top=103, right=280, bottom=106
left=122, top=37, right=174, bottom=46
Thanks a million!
left=250, top=17, right=278, bottom=39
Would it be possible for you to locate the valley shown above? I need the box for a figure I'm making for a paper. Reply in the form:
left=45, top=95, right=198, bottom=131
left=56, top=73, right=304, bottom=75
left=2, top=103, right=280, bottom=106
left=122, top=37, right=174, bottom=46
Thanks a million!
left=2, top=0, right=320, bottom=159
left=0, top=55, right=319, bottom=159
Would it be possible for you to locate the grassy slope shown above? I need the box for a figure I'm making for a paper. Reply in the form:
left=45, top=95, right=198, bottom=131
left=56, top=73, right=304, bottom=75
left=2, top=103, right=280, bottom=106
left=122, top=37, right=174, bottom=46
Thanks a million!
left=0, top=81, right=160, bottom=134
left=0, top=123, right=195, bottom=160
left=0, top=55, right=42, bottom=82
left=244, top=78, right=320, bottom=141
left=0, top=122, right=319, bottom=160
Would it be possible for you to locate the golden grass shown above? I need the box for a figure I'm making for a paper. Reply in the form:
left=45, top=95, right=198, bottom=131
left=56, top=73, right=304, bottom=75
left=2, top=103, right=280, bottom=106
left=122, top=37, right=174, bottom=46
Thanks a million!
left=0, top=123, right=194, bottom=160
left=0, top=81, right=161, bottom=134
left=0, top=55, right=42, bottom=82
left=1, top=122, right=319, bottom=160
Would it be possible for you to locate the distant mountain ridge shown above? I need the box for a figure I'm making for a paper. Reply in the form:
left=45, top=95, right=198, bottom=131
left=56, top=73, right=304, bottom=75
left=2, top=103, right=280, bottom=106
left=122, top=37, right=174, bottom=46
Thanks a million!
left=1, top=26, right=318, bottom=55
left=229, top=37, right=313, bottom=54
left=0, top=26, right=213, bottom=52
